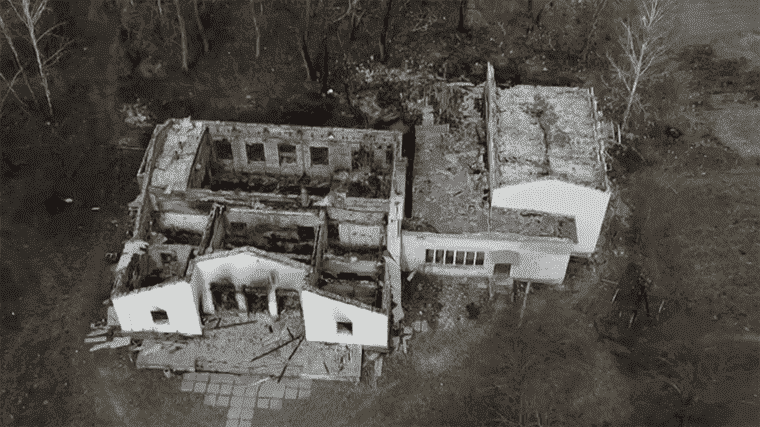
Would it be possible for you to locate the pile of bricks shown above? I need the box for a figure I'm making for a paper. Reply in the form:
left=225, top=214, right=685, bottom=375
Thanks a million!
left=180, top=372, right=312, bottom=427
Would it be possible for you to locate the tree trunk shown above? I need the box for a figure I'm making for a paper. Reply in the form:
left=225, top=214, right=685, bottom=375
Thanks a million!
left=320, top=36, right=329, bottom=94
left=193, top=0, right=208, bottom=53
left=622, top=75, right=640, bottom=131
left=21, top=0, right=53, bottom=117
left=173, top=0, right=189, bottom=73
left=250, top=1, right=260, bottom=58
left=457, top=0, right=468, bottom=33
left=0, top=13, right=38, bottom=106
left=299, top=32, right=317, bottom=81
left=379, top=0, right=393, bottom=63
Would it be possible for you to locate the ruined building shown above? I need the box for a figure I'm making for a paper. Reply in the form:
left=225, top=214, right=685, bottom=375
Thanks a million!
left=107, top=63, right=613, bottom=378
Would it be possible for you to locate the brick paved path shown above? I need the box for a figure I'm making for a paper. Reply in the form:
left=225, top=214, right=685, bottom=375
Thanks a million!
left=181, top=372, right=312, bottom=427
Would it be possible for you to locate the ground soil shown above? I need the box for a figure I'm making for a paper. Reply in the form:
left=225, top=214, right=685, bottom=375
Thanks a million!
left=1, top=0, right=759, bottom=426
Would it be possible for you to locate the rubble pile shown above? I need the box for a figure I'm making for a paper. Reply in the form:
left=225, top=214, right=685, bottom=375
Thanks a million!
left=119, top=100, right=155, bottom=128
left=199, top=312, right=304, bottom=367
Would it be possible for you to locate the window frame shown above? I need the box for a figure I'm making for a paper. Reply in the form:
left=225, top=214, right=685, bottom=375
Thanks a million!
left=444, top=250, right=455, bottom=265
left=455, top=251, right=465, bottom=265
left=246, top=142, right=266, bottom=163
left=151, top=309, right=169, bottom=325
left=278, top=143, right=297, bottom=166
left=310, top=146, right=329, bottom=166
left=214, top=138, right=234, bottom=161
left=336, top=321, right=353, bottom=335
left=465, top=252, right=475, bottom=265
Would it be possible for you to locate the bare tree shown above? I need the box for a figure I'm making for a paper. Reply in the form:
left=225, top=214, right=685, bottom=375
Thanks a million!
left=193, top=0, right=208, bottom=53
left=580, top=0, right=610, bottom=64
left=457, top=0, right=468, bottom=33
left=378, top=0, right=393, bottom=63
left=5, top=0, right=71, bottom=117
left=0, top=16, right=34, bottom=114
left=606, top=0, right=676, bottom=131
left=248, top=0, right=266, bottom=58
left=172, top=0, right=188, bottom=72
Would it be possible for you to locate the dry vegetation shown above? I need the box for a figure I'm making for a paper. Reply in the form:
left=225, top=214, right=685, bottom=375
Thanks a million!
left=2, top=1, right=760, bottom=426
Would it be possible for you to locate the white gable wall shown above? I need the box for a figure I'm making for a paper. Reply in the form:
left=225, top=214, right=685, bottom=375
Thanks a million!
left=301, top=291, right=388, bottom=348
left=491, top=179, right=611, bottom=255
left=112, top=281, right=203, bottom=335
left=190, top=253, right=307, bottom=314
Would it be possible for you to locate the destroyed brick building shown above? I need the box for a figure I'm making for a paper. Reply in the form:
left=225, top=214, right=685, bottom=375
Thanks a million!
left=107, top=62, right=613, bottom=379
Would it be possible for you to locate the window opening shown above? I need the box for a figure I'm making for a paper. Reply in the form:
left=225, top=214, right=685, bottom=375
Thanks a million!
left=297, top=226, right=315, bottom=241
left=494, top=263, right=512, bottom=275
left=278, top=144, right=297, bottom=165
left=435, top=249, right=445, bottom=264
left=337, top=321, right=353, bottom=335
left=214, top=139, right=233, bottom=160
left=425, top=249, right=435, bottom=263
left=310, top=146, right=329, bottom=166
left=465, top=252, right=475, bottom=265
left=445, top=250, right=454, bottom=265
left=455, top=251, right=465, bottom=265
left=246, top=143, right=265, bottom=162
left=475, top=252, right=485, bottom=266
left=151, top=309, right=169, bottom=324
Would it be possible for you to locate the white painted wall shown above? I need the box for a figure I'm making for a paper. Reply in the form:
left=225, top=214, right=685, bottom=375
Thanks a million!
left=189, top=252, right=307, bottom=314
left=301, top=291, right=388, bottom=348
left=112, top=281, right=203, bottom=335
left=401, top=231, right=572, bottom=285
left=491, top=179, right=611, bottom=255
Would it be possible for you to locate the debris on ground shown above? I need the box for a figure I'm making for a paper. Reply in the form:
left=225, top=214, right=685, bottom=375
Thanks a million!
left=120, top=101, right=155, bottom=128
left=106, top=306, right=120, bottom=327
left=89, top=337, right=133, bottom=352
left=412, top=319, right=429, bottom=333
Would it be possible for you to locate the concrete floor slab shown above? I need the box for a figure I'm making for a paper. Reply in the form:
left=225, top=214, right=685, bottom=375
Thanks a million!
left=219, top=373, right=237, bottom=383
left=269, top=398, right=282, bottom=410
left=180, top=380, right=195, bottom=392
left=229, top=396, right=245, bottom=408
left=227, top=406, right=242, bottom=419
left=299, top=378, right=312, bottom=389
left=232, top=385, right=247, bottom=396
left=258, top=382, right=273, bottom=398
left=269, top=383, right=286, bottom=399
left=216, top=395, right=231, bottom=407
left=209, top=373, right=226, bottom=383
left=193, top=382, right=207, bottom=393
left=234, top=375, right=256, bottom=385
left=284, top=388, right=298, bottom=400
left=245, top=385, right=259, bottom=397
left=257, top=398, right=269, bottom=409
left=219, top=383, right=233, bottom=395
left=225, top=419, right=239, bottom=427
left=243, top=397, right=257, bottom=408
left=240, top=407, right=255, bottom=420
left=207, top=383, right=221, bottom=394
left=204, top=394, right=216, bottom=406
left=298, top=388, right=311, bottom=399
